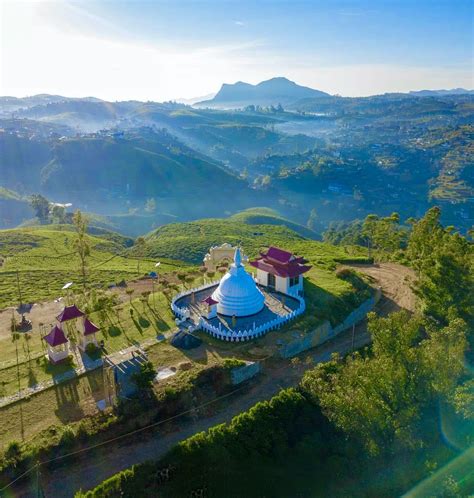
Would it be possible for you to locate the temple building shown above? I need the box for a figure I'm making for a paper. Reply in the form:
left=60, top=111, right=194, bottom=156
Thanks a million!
left=250, top=247, right=311, bottom=296
left=211, top=248, right=265, bottom=317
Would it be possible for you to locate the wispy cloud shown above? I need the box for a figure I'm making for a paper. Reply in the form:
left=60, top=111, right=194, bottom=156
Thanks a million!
left=233, top=20, right=245, bottom=26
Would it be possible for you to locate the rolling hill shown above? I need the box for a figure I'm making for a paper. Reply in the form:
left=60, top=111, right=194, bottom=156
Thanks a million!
left=0, top=128, right=266, bottom=229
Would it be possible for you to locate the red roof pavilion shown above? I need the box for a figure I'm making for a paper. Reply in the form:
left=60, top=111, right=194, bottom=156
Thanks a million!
left=56, top=304, right=85, bottom=323
left=83, top=318, right=100, bottom=336
left=249, top=246, right=311, bottom=278
left=43, top=325, right=68, bottom=346
left=202, top=296, right=219, bottom=306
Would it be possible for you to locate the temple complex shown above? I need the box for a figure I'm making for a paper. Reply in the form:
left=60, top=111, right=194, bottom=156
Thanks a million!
left=172, top=245, right=310, bottom=342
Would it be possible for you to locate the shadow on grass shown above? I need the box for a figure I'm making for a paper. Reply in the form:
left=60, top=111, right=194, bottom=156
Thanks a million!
left=131, top=317, right=144, bottom=335
left=145, top=303, right=171, bottom=332
left=108, top=325, right=122, bottom=337
left=40, top=356, right=75, bottom=378
left=53, top=376, right=84, bottom=422
left=27, top=368, right=38, bottom=388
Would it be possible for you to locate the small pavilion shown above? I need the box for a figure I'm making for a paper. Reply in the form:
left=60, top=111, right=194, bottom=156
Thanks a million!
left=79, top=318, right=100, bottom=351
left=250, top=247, right=311, bottom=296
left=43, top=325, right=69, bottom=363
left=201, top=296, right=219, bottom=319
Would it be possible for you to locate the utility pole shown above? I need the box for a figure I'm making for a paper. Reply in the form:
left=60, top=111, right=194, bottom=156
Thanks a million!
left=16, top=269, right=23, bottom=310
left=351, top=323, right=355, bottom=352
left=36, top=462, right=45, bottom=498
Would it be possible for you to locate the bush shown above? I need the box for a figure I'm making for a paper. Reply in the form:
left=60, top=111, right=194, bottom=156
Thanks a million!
left=5, top=440, right=21, bottom=460
left=60, top=427, right=76, bottom=448
left=222, top=358, right=246, bottom=369
left=85, top=342, right=97, bottom=355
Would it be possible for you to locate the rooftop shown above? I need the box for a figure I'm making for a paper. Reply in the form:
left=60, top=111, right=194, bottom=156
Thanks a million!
left=56, top=304, right=85, bottom=323
left=83, top=318, right=100, bottom=336
left=250, top=246, right=311, bottom=278
left=43, top=325, right=68, bottom=347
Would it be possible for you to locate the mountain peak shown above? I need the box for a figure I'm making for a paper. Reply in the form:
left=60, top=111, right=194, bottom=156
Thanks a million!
left=196, top=77, right=329, bottom=109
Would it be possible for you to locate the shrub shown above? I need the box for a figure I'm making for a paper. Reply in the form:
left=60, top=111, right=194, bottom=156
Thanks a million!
left=60, top=427, right=76, bottom=448
left=222, top=358, right=246, bottom=369
left=85, top=342, right=97, bottom=355
left=5, top=440, right=21, bottom=460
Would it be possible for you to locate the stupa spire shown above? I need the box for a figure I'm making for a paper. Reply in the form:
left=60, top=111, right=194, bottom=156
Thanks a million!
left=234, top=247, right=242, bottom=267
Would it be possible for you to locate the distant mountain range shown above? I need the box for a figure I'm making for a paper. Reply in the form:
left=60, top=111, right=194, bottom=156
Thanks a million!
left=175, top=93, right=216, bottom=105
left=409, top=88, right=473, bottom=97
left=195, top=77, right=330, bottom=109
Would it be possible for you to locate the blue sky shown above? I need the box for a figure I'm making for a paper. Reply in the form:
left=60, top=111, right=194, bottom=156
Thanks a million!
left=1, top=0, right=472, bottom=100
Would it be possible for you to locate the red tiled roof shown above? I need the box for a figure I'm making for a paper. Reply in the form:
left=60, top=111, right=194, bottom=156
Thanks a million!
left=250, top=247, right=311, bottom=278
left=250, top=259, right=311, bottom=278
left=202, top=296, right=219, bottom=305
left=83, top=318, right=100, bottom=336
left=43, top=325, right=68, bottom=346
left=56, top=304, right=85, bottom=323
left=264, top=246, right=293, bottom=264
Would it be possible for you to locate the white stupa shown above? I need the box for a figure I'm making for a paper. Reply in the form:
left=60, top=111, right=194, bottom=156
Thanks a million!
left=211, top=248, right=265, bottom=317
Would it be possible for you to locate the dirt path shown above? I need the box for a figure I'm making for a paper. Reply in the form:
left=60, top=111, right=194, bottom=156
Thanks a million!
left=8, top=263, right=416, bottom=498
left=347, top=262, right=417, bottom=314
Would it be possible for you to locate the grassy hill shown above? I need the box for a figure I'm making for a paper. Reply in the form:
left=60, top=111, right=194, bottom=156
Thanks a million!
left=229, top=207, right=318, bottom=239
left=0, top=225, right=180, bottom=309
left=144, top=218, right=307, bottom=263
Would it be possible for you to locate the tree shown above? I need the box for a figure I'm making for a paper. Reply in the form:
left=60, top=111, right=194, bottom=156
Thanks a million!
left=134, top=237, right=147, bottom=275
left=307, top=208, right=318, bottom=231
left=72, top=210, right=90, bottom=291
left=301, top=311, right=468, bottom=454
left=362, top=212, right=405, bottom=256
left=30, top=194, right=50, bottom=223
left=407, top=207, right=473, bottom=325
left=132, top=361, right=156, bottom=391
left=51, top=204, right=66, bottom=224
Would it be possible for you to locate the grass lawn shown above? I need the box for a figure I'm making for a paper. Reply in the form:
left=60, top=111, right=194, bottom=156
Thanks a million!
left=0, top=289, right=181, bottom=398
left=0, top=368, right=105, bottom=449
left=0, top=335, right=215, bottom=448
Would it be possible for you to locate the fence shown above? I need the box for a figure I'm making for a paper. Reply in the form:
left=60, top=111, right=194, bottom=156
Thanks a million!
left=170, top=280, right=220, bottom=320
left=171, top=282, right=306, bottom=341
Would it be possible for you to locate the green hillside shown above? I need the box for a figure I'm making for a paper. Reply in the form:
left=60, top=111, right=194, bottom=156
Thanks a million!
left=144, top=218, right=306, bottom=263
left=230, top=207, right=318, bottom=239
left=0, top=225, right=180, bottom=309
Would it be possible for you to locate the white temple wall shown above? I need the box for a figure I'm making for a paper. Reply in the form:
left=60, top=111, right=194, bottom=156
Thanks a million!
left=256, top=269, right=268, bottom=286
left=275, top=275, right=289, bottom=294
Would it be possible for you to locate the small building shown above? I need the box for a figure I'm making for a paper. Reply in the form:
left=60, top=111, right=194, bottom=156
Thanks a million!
left=43, top=325, right=69, bottom=363
left=79, top=318, right=100, bottom=351
left=250, top=247, right=311, bottom=296
left=201, top=295, right=219, bottom=319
